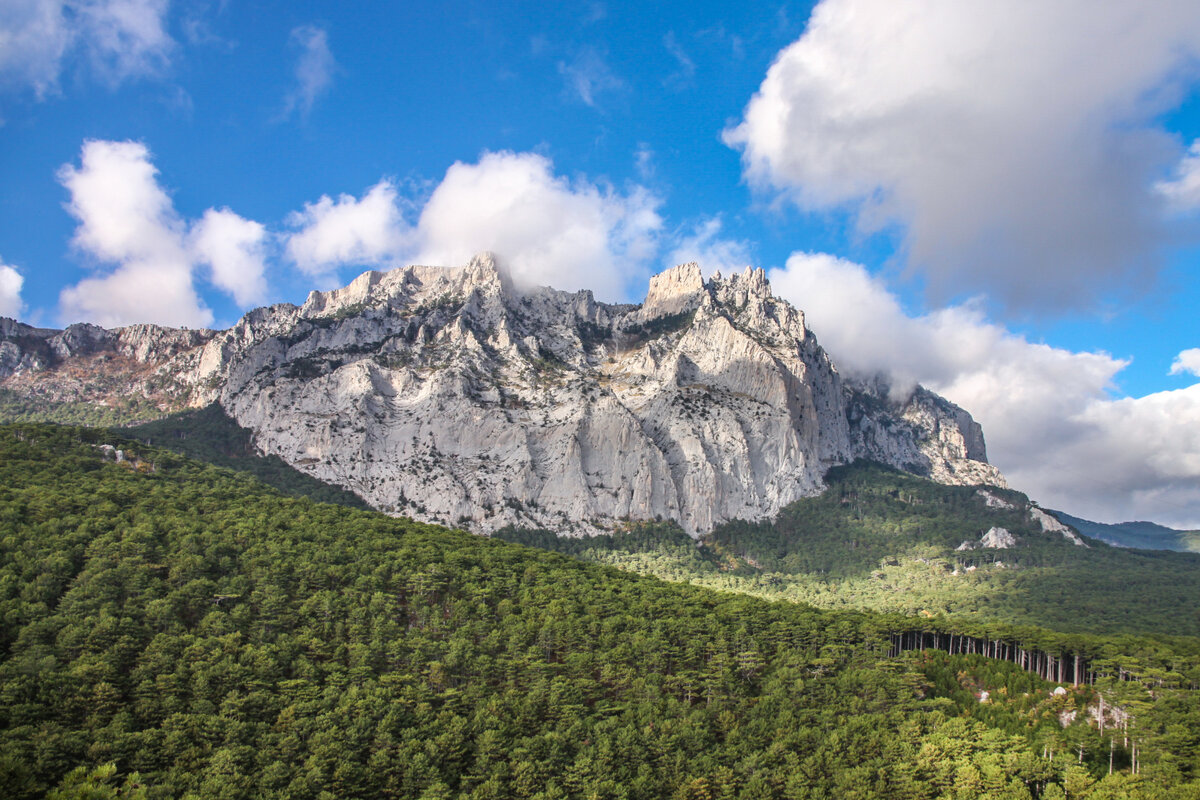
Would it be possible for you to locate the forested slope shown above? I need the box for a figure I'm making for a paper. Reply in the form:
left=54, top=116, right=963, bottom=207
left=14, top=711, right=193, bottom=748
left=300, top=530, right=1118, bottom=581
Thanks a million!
left=499, top=462, right=1200, bottom=638
left=2, top=424, right=1199, bottom=798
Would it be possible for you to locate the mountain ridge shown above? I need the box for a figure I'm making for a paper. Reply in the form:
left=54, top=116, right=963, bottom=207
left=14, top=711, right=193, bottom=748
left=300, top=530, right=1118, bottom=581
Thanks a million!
left=1048, top=508, right=1200, bottom=552
left=0, top=254, right=1003, bottom=535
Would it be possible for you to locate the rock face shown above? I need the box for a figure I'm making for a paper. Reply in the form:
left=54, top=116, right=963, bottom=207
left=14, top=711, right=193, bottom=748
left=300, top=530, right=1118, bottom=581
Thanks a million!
left=980, top=527, right=1018, bottom=549
left=1030, top=507, right=1087, bottom=547
left=0, top=254, right=1005, bottom=535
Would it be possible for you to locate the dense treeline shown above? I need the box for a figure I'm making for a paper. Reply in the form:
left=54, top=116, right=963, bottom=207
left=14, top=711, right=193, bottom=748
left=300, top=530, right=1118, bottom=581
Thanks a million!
left=0, top=388, right=165, bottom=428
left=499, top=462, right=1200, bottom=638
left=2, top=425, right=1200, bottom=798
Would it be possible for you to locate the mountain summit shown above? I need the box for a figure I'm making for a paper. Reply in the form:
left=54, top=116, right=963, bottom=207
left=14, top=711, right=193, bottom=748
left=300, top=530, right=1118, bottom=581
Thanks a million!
left=0, top=254, right=1003, bottom=534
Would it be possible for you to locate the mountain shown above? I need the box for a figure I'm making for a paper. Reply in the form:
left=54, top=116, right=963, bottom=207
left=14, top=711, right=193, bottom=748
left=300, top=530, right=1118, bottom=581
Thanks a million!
left=0, top=254, right=1002, bottom=536
left=1049, top=509, right=1200, bottom=553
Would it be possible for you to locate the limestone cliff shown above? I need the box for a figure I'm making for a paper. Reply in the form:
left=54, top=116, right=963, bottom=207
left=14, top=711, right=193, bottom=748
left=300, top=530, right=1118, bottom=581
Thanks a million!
left=0, top=254, right=1005, bottom=535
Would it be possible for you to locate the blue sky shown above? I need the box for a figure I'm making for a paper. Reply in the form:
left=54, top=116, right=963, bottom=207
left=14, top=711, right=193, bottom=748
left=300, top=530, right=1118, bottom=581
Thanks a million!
left=2, top=0, right=1200, bottom=526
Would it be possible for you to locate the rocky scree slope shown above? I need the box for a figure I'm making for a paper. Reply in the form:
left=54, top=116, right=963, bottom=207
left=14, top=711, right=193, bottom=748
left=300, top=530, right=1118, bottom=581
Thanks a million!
left=0, top=254, right=1004, bottom=535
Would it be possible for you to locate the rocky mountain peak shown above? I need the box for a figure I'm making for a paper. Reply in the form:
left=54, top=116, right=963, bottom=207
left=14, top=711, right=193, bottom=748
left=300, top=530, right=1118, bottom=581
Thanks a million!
left=0, top=256, right=1006, bottom=536
left=640, top=262, right=706, bottom=320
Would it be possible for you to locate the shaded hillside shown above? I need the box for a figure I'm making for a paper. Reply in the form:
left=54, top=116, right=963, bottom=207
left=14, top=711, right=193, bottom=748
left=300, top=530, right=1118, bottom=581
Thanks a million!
left=126, top=404, right=370, bottom=510
left=2, top=424, right=1198, bottom=798
left=498, top=461, right=1200, bottom=637
left=1050, top=509, right=1200, bottom=553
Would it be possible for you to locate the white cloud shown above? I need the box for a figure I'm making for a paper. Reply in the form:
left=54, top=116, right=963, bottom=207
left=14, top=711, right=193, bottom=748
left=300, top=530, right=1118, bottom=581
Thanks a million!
left=0, top=260, right=25, bottom=318
left=0, top=0, right=72, bottom=96
left=79, top=0, right=174, bottom=84
left=1157, top=140, right=1200, bottom=211
left=557, top=46, right=622, bottom=108
left=0, top=0, right=173, bottom=97
left=57, top=139, right=206, bottom=327
left=57, top=139, right=267, bottom=327
left=190, top=208, right=268, bottom=306
left=285, top=180, right=408, bottom=280
left=665, top=217, right=753, bottom=276
left=727, top=0, right=1200, bottom=310
left=410, top=151, right=662, bottom=299
left=663, top=31, right=695, bottom=88
left=1171, top=348, right=1200, bottom=377
left=283, top=24, right=334, bottom=118
left=284, top=152, right=663, bottom=298
left=634, top=143, right=655, bottom=181
left=770, top=252, right=1200, bottom=528
left=58, top=140, right=182, bottom=265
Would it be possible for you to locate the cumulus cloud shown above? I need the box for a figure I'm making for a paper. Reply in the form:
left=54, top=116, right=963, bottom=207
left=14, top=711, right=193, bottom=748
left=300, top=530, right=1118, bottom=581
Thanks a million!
left=190, top=208, right=268, bottom=306
left=0, top=0, right=173, bottom=97
left=410, top=151, right=662, bottom=299
left=282, top=24, right=334, bottom=118
left=283, top=152, right=663, bottom=298
left=57, top=139, right=266, bottom=327
left=665, top=217, right=753, bottom=276
left=727, top=0, right=1200, bottom=310
left=0, top=260, right=25, bottom=318
left=1171, top=348, right=1200, bottom=377
left=57, top=139, right=206, bottom=327
left=55, top=143, right=665, bottom=325
left=770, top=252, right=1200, bottom=528
left=285, top=180, right=408, bottom=280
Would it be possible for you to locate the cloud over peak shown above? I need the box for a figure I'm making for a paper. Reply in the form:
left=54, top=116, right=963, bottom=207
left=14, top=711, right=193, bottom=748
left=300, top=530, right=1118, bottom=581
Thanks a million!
left=769, top=251, right=1200, bottom=528
left=285, top=180, right=408, bottom=281
left=411, top=151, right=662, bottom=299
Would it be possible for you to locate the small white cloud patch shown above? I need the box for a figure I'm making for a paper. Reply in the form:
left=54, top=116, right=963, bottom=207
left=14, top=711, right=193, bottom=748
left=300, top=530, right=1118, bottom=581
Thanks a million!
left=557, top=46, right=622, bottom=108
left=1157, top=141, right=1200, bottom=211
left=1171, top=348, right=1200, bottom=378
left=665, top=217, right=753, bottom=277
left=190, top=209, right=269, bottom=306
left=283, top=24, right=335, bottom=118
left=0, top=260, right=25, bottom=318
left=285, top=180, right=408, bottom=281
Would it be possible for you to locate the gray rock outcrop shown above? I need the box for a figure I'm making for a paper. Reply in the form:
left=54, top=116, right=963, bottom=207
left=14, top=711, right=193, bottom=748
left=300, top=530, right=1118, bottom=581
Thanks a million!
left=980, top=527, right=1018, bottom=549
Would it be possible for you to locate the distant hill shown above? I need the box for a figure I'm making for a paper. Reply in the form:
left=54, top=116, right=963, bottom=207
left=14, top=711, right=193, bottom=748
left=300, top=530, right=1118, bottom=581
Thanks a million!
left=1049, top=509, right=1200, bottom=552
